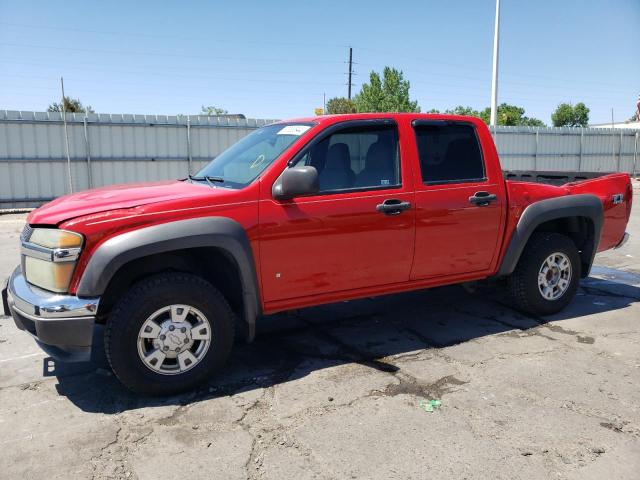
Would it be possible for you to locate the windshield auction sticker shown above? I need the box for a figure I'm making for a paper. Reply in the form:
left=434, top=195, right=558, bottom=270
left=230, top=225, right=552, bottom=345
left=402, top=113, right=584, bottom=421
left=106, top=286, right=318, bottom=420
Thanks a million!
left=277, top=125, right=311, bottom=136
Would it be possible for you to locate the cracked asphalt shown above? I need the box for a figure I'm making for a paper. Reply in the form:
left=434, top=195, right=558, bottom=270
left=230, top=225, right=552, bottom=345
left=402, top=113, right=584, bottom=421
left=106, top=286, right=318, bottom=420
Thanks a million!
left=1, top=181, right=639, bottom=480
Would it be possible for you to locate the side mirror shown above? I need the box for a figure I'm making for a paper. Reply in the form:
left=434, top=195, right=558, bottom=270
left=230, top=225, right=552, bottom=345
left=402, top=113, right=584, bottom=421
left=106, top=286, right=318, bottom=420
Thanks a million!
left=272, top=166, right=319, bottom=200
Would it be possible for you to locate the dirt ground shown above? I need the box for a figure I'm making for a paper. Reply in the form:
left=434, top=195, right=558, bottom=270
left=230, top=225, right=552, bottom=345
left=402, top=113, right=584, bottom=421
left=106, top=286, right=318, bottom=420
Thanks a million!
left=1, top=182, right=639, bottom=480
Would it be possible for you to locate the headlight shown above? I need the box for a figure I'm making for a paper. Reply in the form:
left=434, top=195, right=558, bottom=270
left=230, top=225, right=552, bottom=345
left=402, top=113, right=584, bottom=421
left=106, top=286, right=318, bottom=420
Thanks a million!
left=21, top=227, right=83, bottom=293
left=29, top=229, right=83, bottom=249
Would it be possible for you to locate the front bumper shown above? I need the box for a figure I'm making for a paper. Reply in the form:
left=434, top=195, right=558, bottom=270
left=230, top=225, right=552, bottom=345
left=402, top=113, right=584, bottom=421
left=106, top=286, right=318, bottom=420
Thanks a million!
left=2, top=267, right=100, bottom=362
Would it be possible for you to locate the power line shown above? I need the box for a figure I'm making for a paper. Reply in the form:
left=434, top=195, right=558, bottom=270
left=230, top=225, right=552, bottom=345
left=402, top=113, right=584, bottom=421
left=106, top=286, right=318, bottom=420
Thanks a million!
left=2, top=41, right=635, bottom=92
left=355, top=57, right=637, bottom=91
left=0, top=83, right=332, bottom=103
left=3, top=21, right=635, bottom=91
left=0, top=57, right=347, bottom=83
left=0, top=21, right=352, bottom=50
left=0, top=41, right=346, bottom=65
left=2, top=22, right=636, bottom=91
left=0, top=60, right=629, bottom=105
left=1, top=75, right=627, bottom=110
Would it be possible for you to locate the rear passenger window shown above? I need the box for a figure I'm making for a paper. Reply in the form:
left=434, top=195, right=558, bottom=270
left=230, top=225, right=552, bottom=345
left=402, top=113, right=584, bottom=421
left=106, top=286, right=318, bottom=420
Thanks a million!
left=293, top=126, right=400, bottom=192
left=414, top=123, right=485, bottom=184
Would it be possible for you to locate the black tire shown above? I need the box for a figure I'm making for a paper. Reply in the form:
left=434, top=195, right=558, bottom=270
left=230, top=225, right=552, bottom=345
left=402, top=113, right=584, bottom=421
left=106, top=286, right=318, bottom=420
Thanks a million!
left=507, top=232, right=581, bottom=316
left=104, top=273, right=235, bottom=395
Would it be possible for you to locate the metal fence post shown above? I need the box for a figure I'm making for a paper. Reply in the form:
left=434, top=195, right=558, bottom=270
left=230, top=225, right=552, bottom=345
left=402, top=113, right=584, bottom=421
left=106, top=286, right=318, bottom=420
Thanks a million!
left=633, top=132, right=638, bottom=177
left=611, top=130, right=616, bottom=170
left=186, top=117, right=193, bottom=175
left=83, top=116, right=93, bottom=188
left=534, top=129, right=539, bottom=171
left=578, top=130, right=584, bottom=172
left=60, top=79, right=74, bottom=193
left=617, top=131, right=623, bottom=172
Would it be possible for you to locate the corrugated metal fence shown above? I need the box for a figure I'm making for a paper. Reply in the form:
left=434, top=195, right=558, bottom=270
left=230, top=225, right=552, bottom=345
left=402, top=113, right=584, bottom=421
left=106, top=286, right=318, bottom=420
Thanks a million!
left=0, top=110, right=638, bottom=208
left=0, top=110, right=277, bottom=208
left=493, top=125, right=639, bottom=174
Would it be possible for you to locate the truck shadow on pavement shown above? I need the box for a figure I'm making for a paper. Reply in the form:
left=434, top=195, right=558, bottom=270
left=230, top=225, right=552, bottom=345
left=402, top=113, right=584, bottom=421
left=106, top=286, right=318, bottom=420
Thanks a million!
left=47, top=274, right=640, bottom=414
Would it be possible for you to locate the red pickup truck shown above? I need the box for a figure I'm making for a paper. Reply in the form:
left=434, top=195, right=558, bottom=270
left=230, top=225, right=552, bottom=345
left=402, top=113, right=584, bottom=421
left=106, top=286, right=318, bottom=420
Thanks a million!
left=3, top=114, right=632, bottom=395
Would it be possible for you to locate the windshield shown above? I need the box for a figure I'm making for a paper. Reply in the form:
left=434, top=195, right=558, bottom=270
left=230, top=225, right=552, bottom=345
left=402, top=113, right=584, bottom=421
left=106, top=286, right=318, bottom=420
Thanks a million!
left=195, top=122, right=315, bottom=188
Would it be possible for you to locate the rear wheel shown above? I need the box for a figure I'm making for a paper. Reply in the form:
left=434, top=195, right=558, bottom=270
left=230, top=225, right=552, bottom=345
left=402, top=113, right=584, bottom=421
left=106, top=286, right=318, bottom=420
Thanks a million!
left=105, top=273, right=235, bottom=395
left=507, top=232, right=581, bottom=316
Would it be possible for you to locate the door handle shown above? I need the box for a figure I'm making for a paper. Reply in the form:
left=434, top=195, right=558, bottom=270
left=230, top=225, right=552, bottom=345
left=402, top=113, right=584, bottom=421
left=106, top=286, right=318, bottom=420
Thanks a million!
left=376, top=199, right=412, bottom=215
left=469, top=191, right=497, bottom=206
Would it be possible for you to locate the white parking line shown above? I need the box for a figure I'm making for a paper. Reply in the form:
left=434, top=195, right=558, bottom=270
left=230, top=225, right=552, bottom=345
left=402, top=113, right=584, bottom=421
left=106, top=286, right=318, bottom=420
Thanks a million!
left=0, top=352, right=46, bottom=363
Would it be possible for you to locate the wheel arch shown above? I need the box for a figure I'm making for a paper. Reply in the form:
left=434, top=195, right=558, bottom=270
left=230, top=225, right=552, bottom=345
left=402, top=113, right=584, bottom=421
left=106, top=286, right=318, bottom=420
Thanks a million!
left=497, top=194, right=603, bottom=278
left=77, top=217, right=261, bottom=341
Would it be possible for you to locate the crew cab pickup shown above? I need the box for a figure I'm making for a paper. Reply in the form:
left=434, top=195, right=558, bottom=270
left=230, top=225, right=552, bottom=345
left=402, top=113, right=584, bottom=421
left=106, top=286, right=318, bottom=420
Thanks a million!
left=2, top=114, right=632, bottom=395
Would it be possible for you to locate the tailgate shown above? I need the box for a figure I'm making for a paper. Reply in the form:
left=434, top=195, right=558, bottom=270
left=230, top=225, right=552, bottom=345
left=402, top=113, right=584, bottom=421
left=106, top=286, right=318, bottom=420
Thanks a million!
left=565, top=173, right=632, bottom=251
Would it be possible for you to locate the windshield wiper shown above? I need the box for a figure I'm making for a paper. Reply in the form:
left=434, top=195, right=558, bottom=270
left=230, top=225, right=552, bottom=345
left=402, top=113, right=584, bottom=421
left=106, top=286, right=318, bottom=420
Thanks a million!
left=187, top=174, right=225, bottom=187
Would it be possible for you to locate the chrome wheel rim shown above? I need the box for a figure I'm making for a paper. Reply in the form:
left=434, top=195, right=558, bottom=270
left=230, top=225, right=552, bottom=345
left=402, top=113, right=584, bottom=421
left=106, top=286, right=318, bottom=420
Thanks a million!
left=538, top=252, right=572, bottom=301
left=137, top=305, right=212, bottom=375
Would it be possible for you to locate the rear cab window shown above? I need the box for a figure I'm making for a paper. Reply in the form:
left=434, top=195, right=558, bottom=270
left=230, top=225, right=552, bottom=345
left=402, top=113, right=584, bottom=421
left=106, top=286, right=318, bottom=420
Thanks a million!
left=412, top=121, right=485, bottom=185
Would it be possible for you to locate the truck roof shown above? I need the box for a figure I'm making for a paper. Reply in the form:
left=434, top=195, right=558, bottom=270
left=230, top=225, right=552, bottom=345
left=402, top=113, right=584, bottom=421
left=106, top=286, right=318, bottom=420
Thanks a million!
left=281, top=113, right=484, bottom=125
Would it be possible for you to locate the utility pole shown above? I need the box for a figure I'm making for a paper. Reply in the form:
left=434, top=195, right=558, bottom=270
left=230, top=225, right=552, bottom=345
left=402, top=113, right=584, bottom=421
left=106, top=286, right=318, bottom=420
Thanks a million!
left=490, top=0, right=501, bottom=127
left=611, top=108, right=615, bottom=128
left=60, top=77, right=73, bottom=193
left=347, top=47, right=353, bottom=100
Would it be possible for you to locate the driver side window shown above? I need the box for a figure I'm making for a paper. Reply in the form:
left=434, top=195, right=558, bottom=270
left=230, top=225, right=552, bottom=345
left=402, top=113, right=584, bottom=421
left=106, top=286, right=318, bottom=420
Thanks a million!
left=292, top=125, right=400, bottom=193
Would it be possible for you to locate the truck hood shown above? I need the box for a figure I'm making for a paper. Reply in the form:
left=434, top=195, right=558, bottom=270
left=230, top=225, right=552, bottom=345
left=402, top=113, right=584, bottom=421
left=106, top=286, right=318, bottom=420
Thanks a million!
left=28, top=180, right=221, bottom=225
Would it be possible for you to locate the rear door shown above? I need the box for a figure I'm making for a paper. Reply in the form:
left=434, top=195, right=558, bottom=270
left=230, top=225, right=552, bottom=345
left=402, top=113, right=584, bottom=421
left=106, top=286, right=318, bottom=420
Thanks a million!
left=410, top=119, right=505, bottom=279
left=259, top=119, right=416, bottom=304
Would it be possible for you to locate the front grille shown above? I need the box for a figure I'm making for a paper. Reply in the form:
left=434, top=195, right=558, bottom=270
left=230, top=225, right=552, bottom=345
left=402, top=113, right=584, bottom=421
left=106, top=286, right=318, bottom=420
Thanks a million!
left=20, top=224, right=33, bottom=242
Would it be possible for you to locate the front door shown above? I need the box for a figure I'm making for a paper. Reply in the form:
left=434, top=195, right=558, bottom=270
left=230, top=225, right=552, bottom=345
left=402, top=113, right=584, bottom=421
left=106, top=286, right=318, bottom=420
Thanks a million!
left=259, top=120, right=415, bottom=304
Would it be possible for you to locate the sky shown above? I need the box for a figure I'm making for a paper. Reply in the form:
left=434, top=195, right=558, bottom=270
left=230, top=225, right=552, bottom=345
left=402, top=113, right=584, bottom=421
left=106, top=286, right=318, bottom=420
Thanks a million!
left=0, top=0, right=638, bottom=125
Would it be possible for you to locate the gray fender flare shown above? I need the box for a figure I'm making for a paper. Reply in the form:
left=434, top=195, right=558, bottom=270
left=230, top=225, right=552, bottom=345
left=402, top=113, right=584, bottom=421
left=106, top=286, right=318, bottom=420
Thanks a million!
left=76, top=217, right=261, bottom=340
left=496, top=194, right=603, bottom=277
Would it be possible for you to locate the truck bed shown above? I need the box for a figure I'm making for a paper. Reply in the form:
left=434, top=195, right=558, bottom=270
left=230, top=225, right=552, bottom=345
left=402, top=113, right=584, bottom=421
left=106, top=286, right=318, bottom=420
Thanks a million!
left=504, top=170, right=613, bottom=186
left=505, top=171, right=632, bottom=253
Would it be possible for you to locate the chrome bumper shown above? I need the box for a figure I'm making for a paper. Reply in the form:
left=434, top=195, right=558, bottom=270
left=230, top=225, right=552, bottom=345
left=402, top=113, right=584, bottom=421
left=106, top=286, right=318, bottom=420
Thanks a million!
left=2, top=266, right=100, bottom=362
left=614, top=232, right=630, bottom=249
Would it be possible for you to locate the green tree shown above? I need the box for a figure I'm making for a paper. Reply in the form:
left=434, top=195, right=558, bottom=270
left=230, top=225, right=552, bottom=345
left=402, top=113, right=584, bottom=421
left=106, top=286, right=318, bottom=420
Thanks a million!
left=428, top=103, right=544, bottom=126
left=479, top=103, right=545, bottom=126
left=427, top=108, right=441, bottom=113
left=201, top=105, right=228, bottom=115
left=551, top=102, right=589, bottom=127
left=445, top=105, right=482, bottom=117
left=354, top=67, right=420, bottom=113
left=325, top=97, right=357, bottom=114
left=47, top=96, right=94, bottom=113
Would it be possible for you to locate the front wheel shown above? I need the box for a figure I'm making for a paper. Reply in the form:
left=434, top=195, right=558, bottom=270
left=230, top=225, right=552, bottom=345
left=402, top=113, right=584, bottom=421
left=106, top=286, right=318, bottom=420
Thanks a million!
left=507, top=232, right=581, bottom=316
left=104, top=273, right=235, bottom=395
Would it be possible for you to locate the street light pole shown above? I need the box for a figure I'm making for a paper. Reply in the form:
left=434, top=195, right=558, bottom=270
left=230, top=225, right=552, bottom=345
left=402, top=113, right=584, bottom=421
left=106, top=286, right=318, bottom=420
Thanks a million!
left=490, top=0, right=501, bottom=127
